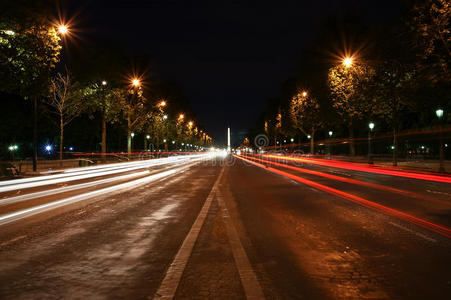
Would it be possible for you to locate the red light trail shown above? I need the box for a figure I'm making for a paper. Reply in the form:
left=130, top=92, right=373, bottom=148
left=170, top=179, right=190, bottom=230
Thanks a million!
left=235, top=155, right=451, bottom=239
left=241, top=154, right=451, bottom=207
left=260, top=154, right=451, bottom=183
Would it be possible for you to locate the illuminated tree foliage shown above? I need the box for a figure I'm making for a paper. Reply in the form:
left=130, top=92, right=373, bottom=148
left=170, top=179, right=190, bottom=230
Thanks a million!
left=0, top=0, right=61, bottom=98
left=328, top=62, right=374, bottom=155
left=289, top=90, right=322, bottom=154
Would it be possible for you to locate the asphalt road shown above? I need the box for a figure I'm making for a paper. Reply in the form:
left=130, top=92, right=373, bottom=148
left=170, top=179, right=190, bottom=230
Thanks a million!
left=0, top=153, right=450, bottom=299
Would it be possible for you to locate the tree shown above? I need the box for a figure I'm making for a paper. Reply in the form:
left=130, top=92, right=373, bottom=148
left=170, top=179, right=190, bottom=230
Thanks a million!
left=328, top=62, right=374, bottom=155
left=82, top=82, right=124, bottom=157
left=409, top=0, right=450, bottom=83
left=46, top=72, right=82, bottom=160
left=72, top=44, right=129, bottom=157
left=122, top=85, right=147, bottom=154
left=290, top=90, right=322, bottom=154
left=0, top=0, right=61, bottom=170
left=370, top=60, right=414, bottom=166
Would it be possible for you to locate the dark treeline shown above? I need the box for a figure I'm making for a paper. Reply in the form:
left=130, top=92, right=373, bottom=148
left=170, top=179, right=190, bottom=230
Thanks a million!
left=0, top=0, right=212, bottom=163
left=251, top=0, right=450, bottom=165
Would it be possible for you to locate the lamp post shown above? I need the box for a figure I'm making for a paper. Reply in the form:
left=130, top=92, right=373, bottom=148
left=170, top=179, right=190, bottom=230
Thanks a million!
left=436, top=109, right=445, bottom=172
left=328, top=131, right=333, bottom=156
left=8, top=145, right=18, bottom=161
left=368, top=122, right=375, bottom=164
left=131, top=132, right=135, bottom=154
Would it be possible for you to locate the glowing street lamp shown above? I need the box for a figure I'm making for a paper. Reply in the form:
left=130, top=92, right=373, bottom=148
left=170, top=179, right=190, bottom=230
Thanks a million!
left=301, top=91, right=308, bottom=97
left=178, top=113, right=184, bottom=120
left=8, top=145, right=18, bottom=161
left=188, top=121, right=193, bottom=127
left=290, top=138, right=294, bottom=142
left=436, top=108, right=445, bottom=172
left=343, top=57, right=353, bottom=68
left=132, top=78, right=140, bottom=87
left=102, top=80, right=107, bottom=86
left=163, top=114, right=168, bottom=120
left=58, top=24, right=68, bottom=35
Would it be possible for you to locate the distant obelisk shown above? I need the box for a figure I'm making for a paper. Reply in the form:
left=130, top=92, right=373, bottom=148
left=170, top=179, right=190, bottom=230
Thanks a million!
left=227, top=127, right=231, bottom=153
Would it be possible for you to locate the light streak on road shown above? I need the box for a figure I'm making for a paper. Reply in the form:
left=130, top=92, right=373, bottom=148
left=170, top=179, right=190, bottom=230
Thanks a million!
left=0, top=170, right=150, bottom=207
left=0, top=155, right=207, bottom=193
left=0, top=156, right=193, bottom=188
left=261, top=154, right=451, bottom=183
left=0, top=166, right=187, bottom=226
left=235, top=155, right=451, bottom=238
left=243, top=155, right=451, bottom=207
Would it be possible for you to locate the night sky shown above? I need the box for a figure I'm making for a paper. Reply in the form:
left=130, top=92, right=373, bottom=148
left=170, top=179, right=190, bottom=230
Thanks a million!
left=67, top=0, right=401, bottom=145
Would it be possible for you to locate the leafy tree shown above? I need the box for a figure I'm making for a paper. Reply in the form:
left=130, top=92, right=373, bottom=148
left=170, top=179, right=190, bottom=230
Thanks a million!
left=409, top=0, right=450, bottom=83
left=72, top=45, right=128, bottom=157
left=46, top=72, right=82, bottom=160
left=290, top=90, right=322, bottom=154
left=82, top=82, right=124, bottom=156
left=328, top=62, right=374, bottom=155
left=122, top=84, right=149, bottom=154
left=0, top=0, right=61, bottom=170
left=370, top=60, right=415, bottom=165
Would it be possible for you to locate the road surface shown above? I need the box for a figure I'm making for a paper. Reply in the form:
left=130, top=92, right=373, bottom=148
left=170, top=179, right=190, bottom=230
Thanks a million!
left=0, top=153, right=450, bottom=299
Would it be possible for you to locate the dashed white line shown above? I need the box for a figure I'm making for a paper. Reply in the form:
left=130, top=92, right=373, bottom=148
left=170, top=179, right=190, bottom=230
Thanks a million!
left=153, top=166, right=225, bottom=299
left=389, top=222, right=437, bottom=243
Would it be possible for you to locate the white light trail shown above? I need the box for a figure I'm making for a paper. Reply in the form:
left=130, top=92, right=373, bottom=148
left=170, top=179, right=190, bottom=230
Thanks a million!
left=0, top=155, right=206, bottom=193
left=0, top=168, right=181, bottom=226
left=0, top=170, right=150, bottom=207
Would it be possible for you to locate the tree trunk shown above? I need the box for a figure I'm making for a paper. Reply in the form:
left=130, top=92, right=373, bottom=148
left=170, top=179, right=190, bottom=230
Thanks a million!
left=393, top=127, right=398, bottom=166
left=348, top=124, right=355, bottom=156
left=310, top=131, right=315, bottom=154
left=60, top=115, right=64, bottom=161
left=33, top=97, right=38, bottom=172
left=101, top=110, right=107, bottom=160
left=127, top=110, right=132, bottom=155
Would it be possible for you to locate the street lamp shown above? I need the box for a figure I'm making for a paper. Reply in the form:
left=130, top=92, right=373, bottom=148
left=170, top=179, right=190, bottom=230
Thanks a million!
left=343, top=57, right=353, bottom=68
left=178, top=113, right=184, bottom=120
left=132, top=78, right=140, bottom=87
left=163, top=114, right=168, bottom=120
left=8, top=145, right=18, bottom=161
left=290, top=138, right=294, bottom=142
left=301, top=91, right=308, bottom=97
left=328, top=131, right=333, bottom=137
left=159, top=100, right=166, bottom=107
left=101, top=80, right=107, bottom=86
left=436, top=109, right=445, bottom=172
left=368, top=122, right=375, bottom=164
left=58, top=24, right=68, bottom=35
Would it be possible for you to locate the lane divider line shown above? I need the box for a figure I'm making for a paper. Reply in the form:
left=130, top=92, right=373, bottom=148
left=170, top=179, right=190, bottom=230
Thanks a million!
left=153, top=166, right=226, bottom=299
left=235, top=155, right=451, bottom=239
left=216, top=187, right=265, bottom=299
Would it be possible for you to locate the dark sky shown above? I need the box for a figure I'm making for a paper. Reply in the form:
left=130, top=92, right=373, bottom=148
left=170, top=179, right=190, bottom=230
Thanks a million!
left=67, top=0, right=401, bottom=145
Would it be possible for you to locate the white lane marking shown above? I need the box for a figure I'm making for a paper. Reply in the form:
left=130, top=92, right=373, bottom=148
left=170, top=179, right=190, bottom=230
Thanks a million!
left=0, top=171, right=150, bottom=206
left=0, top=167, right=187, bottom=226
left=217, top=189, right=265, bottom=300
left=153, top=166, right=226, bottom=300
left=389, top=222, right=437, bottom=243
